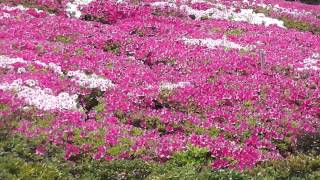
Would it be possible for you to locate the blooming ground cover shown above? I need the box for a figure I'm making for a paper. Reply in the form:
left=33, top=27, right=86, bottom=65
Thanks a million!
left=0, top=0, right=320, bottom=178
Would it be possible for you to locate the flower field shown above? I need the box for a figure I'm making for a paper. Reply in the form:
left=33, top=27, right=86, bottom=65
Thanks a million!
left=0, top=0, right=320, bottom=179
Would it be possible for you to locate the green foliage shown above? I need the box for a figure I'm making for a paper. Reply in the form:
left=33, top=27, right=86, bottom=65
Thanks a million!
left=83, top=14, right=111, bottom=24
left=114, top=109, right=127, bottom=122
left=254, top=7, right=271, bottom=16
left=73, top=128, right=105, bottom=149
left=130, top=28, right=146, bottom=37
left=107, top=145, right=129, bottom=157
left=54, top=35, right=73, bottom=44
left=103, top=40, right=121, bottom=55
left=243, top=100, right=254, bottom=108
left=75, top=48, right=84, bottom=56
left=296, top=132, right=320, bottom=155
left=71, top=160, right=152, bottom=180
left=253, top=7, right=320, bottom=34
left=249, top=154, right=320, bottom=179
left=1, top=130, right=320, bottom=179
left=0, top=135, right=73, bottom=180
left=147, top=163, right=211, bottom=180
left=280, top=16, right=320, bottom=34
left=0, top=103, right=7, bottom=110
left=225, top=28, right=246, bottom=36
left=170, top=145, right=212, bottom=166
left=208, top=127, right=220, bottom=137
left=148, top=163, right=249, bottom=180
left=0, top=0, right=59, bottom=14
left=77, top=88, right=104, bottom=119
left=94, top=101, right=105, bottom=113
left=247, top=117, right=257, bottom=127
left=129, top=127, right=144, bottom=136
left=0, top=154, right=70, bottom=180
left=151, top=9, right=184, bottom=18
left=273, top=137, right=293, bottom=156
left=145, top=116, right=162, bottom=129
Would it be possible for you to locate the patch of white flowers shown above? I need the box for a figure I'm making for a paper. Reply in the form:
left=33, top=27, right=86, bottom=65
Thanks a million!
left=66, top=0, right=95, bottom=18
left=67, top=70, right=115, bottom=91
left=232, top=9, right=285, bottom=27
left=151, top=0, right=285, bottom=28
left=34, top=59, right=115, bottom=91
left=181, top=4, right=285, bottom=28
left=247, top=0, right=313, bottom=17
left=0, top=12, right=11, bottom=19
left=0, top=55, right=27, bottom=69
left=17, top=67, right=27, bottom=74
left=151, top=1, right=178, bottom=9
left=0, top=79, right=79, bottom=111
left=48, top=62, right=64, bottom=76
left=1, top=55, right=115, bottom=91
left=160, top=81, right=192, bottom=91
left=1, top=5, right=43, bottom=13
left=181, top=35, right=254, bottom=50
left=1, top=5, right=29, bottom=11
left=34, top=60, right=64, bottom=75
left=297, top=53, right=320, bottom=71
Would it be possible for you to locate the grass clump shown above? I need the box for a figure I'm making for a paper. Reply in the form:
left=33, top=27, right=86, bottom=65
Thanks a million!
left=54, top=35, right=73, bottom=44
left=280, top=16, right=320, bottom=34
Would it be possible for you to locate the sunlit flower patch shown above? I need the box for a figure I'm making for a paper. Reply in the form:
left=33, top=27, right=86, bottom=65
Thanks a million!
left=0, top=0, right=319, bottom=171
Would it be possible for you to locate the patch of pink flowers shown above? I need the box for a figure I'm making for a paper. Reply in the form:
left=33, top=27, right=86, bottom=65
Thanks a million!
left=0, top=0, right=319, bottom=170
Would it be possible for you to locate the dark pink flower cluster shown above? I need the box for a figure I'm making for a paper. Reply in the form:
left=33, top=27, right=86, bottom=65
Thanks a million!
left=0, top=0, right=319, bottom=170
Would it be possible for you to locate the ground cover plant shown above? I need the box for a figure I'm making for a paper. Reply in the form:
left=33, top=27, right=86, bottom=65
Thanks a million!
left=0, top=0, right=319, bottom=179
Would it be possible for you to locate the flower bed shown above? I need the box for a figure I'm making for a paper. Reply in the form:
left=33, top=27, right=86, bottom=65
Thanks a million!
left=0, top=0, right=319, bottom=173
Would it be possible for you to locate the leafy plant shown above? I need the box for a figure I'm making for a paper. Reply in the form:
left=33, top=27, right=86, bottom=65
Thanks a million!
left=280, top=16, right=320, bottom=34
left=225, top=28, right=246, bottom=36
left=103, top=40, right=121, bottom=55
left=170, top=145, right=212, bottom=166
left=249, top=154, right=320, bottom=179
left=54, top=35, right=73, bottom=44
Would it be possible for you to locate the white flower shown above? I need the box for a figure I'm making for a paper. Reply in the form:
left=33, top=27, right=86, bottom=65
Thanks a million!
left=0, top=55, right=27, bottom=68
left=34, top=60, right=48, bottom=67
left=160, top=81, right=192, bottom=91
left=151, top=2, right=177, bottom=9
left=17, top=67, right=26, bottom=73
left=297, top=53, right=320, bottom=71
left=48, top=62, right=64, bottom=75
left=182, top=36, right=247, bottom=50
left=67, top=70, right=115, bottom=91
left=179, top=2, right=285, bottom=28
left=25, top=79, right=37, bottom=87
left=0, top=12, right=11, bottom=19
left=0, top=79, right=79, bottom=111
left=1, top=5, right=43, bottom=13
left=66, top=0, right=95, bottom=18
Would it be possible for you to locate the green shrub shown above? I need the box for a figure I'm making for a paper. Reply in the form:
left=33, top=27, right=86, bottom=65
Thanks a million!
left=54, top=35, right=73, bottom=44
left=249, top=154, right=320, bottom=179
left=280, top=16, right=320, bottom=34
left=103, top=40, right=121, bottom=55
left=225, top=28, right=246, bottom=36
left=148, top=163, right=249, bottom=180
left=1, top=133, right=320, bottom=179
left=296, top=132, right=320, bottom=155
left=0, top=135, right=73, bottom=180
left=0, top=154, right=71, bottom=180
left=170, top=146, right=212, bottom=166
left=72, top=160, right=152, bottom=180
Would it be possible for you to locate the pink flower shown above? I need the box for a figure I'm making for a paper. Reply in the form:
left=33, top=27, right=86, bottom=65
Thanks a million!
left=36, top=145, right=45, bottom=156
left=65, top=144, right=80, bottom=160
left=212, top=159, right=229, bottom=169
